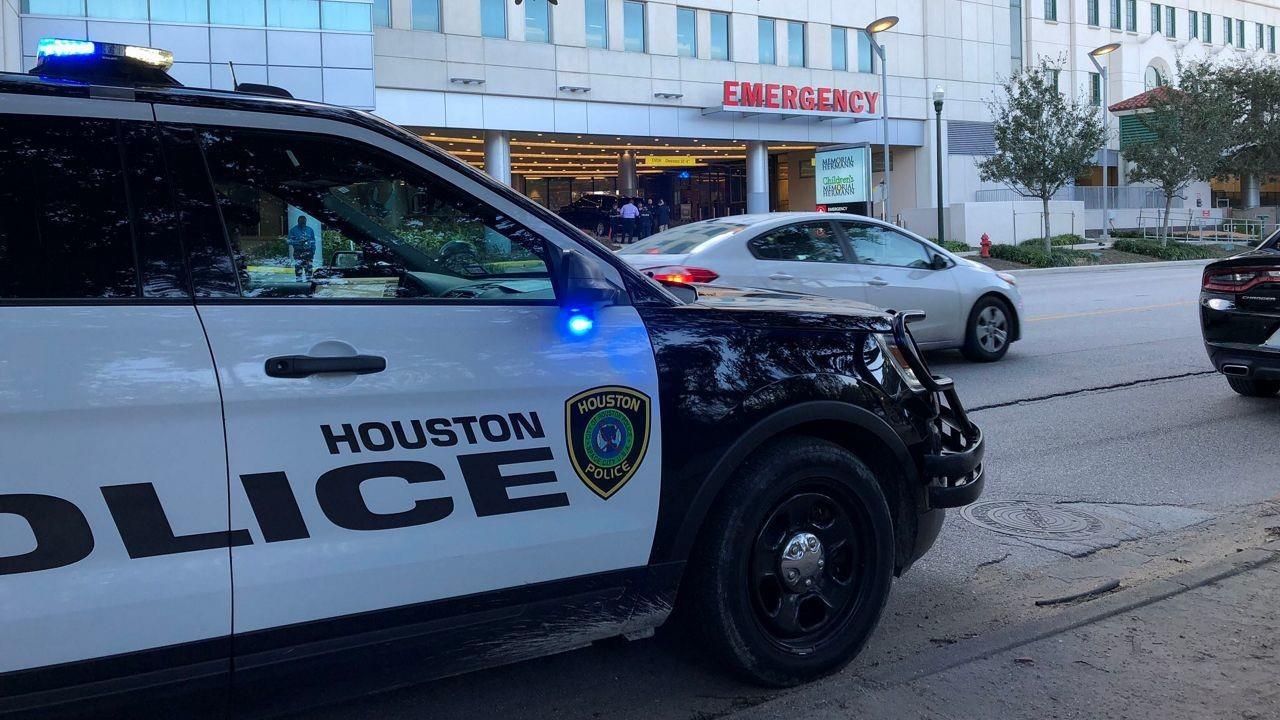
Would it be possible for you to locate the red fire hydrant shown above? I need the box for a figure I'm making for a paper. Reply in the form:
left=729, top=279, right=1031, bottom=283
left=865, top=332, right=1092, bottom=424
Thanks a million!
left=980, top=233, right=992, bottom=258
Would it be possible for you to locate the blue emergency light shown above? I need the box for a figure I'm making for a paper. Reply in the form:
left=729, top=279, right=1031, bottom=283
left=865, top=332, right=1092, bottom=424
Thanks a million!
left=566, top=311, right=595, bottom=337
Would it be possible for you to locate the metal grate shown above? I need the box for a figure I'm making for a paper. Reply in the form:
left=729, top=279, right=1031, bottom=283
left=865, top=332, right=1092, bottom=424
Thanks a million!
left=947, top=120, right=997, bottom=156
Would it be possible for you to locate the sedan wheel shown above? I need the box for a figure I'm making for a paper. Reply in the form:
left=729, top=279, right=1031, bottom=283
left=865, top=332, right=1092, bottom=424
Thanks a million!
left=962, top=296, right=1013, bottom=362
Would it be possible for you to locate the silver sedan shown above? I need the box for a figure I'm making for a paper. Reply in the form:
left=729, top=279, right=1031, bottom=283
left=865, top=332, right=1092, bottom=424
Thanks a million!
left=618, top=212, right=1024, bottom=361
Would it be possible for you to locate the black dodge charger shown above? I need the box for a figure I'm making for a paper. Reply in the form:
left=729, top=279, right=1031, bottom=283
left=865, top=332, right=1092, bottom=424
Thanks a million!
left=1200, top=234, right=1280, bottom=397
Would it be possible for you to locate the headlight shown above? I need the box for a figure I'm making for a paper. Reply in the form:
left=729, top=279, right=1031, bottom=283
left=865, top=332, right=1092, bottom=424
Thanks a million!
left=997, top=272, right=1018, bottom=286
left=873, top=333, right=927, bottom=393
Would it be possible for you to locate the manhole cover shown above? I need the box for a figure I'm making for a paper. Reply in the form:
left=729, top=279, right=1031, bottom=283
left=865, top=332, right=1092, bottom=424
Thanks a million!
left=960, top=501, right=1107, bottom=541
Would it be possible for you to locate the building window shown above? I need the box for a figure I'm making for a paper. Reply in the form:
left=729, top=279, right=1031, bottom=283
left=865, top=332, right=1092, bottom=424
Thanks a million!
left=1151, top=4, right=1160, bottom=34
left=759, top=18, right=776, bottom=64
left=1189, top=10, right=1198, bottom=38
left=1109, top=0, right=1120, bottom=29
left=710, top=12, right=729, bottom=60
left=1011, top=0, right=1024, bottom=70
left=150, top=0, right=208, bottom=23
left=1258, top=22, right=1265, bottom=50
left=856, top=29, right=874, bottom=72
left=411, top=0, right=438, bottom=31
left=675, top=7, right=696, bottom=57
left=1224, top=16, right=1233, bottom=46
left=524, top=0, right=551, bottom=43
left=267, top=0, right=318, bottom=29
left=1144, top=65, right=1163, bottom=89
left=1046, top=67, right=1059, bottom=90
left=1044, top=0, right=1056, bottom=21
left=1270, top=25, right=1276, bottom=53
left=832, top=27, right=847, bottom=71
left=1086, top=0, right=1099, bottom=26
left=623, top=1, right=645, bottom=52
left=584, top=0, right=606, bottom=48
left=20, top=0, right=81, bottom=15
left=321, top=1, right=369, bottom=30
left=1090, top=72, right=1101, bottom=106
left=211, top=0, right=265, bottom=25
left=1165, top=6, right=1174, bottom=38
left=1204, top=14, right=1211, bottom=43
left=786, top=21, right=805, bottom=67
left=480, top=0, right=505, bottom=37
left=1237, top=19, right=1245, bottom=48
left=1125, top=0, right=1136, bottom=31
left=86, top=0, right=147, bottom=19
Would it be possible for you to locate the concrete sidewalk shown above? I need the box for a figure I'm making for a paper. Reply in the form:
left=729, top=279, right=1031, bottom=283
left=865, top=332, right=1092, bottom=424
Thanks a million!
left=732, top=543, right=1280, bottom=720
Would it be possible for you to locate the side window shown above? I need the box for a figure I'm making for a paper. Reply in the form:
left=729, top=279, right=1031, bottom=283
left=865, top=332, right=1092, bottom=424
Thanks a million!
left=196, top=128, right=554, bottom=302
left=747, top=222, right=845, bottom=263
left=841, top=222, right=934, bottom=269
left=0, top=114, right=140, bottom=299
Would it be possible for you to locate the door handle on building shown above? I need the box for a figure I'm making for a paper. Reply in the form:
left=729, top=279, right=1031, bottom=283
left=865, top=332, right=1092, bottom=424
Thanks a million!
left=265, top=354, right=387, bottom=379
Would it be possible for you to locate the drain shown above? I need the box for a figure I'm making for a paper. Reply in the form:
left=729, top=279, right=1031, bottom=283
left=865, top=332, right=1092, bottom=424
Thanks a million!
left=960, top=501, right=1107, bottom=541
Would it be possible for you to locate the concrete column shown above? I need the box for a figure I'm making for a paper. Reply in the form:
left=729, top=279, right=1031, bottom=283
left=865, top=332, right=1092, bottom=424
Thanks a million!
left=746, top=141, right=769, bottom=214
left=618, top=150, right=638, bottom=195
left=1243, top=173, right=1261, bottom=208
left=484, top=130, right=511, bottom=185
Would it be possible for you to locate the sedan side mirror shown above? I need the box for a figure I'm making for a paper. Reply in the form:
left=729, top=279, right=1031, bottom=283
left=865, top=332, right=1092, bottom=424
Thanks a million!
left=931, top=253, right=950, bottom=270
left=557, top=248, right=618, bottom=308
left=657, top=279, right=698, bottom=304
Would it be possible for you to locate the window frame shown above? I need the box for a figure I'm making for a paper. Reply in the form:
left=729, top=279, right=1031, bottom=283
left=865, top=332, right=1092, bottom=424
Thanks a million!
left=410, top=0, right=439, bottom=31
left=481, top=0, right=507, bottom=38
left=836, top=221, right=943, bottom=270
left=786, top=20, right=806, bottom=68
left=709, top=11, right=730, bottom=60
left=676, top=6, right=696, bottom=57
left=1109, top=0, right=1120, bottom=30
left=1189, top=9, right=1198, bottom=39
left=1124, top=0, right=1136, bottom=31
left=1151, top=3, right=1161, bottom=34
left=832, top=26, right=848, bottom=71
left=746, top=221, right=847, bottom=264
left=584, top=0, right=607, bottom=48
left=759, top=17, right=777, bottom=64
left=1165, top=5, right=1174, bottom=38
left=623, top=0, right=646, bottom=53
left=1044, top=0, right=1056, bottom=22
left=524, top=0, right=552, bottom=43
left=1086, top=0, right=1099, bottom=27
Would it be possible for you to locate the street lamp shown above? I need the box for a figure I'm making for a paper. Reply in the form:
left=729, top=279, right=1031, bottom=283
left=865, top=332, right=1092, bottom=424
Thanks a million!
left=1089, top=42, right=1120, bottom=241
left=865, top=15, right=897, bottom=222
left=933, top=85, right=945, bottom=246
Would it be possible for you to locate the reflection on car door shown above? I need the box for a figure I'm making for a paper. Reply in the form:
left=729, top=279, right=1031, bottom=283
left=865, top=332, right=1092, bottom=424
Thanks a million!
left=0, top=109, right=231, bottom=710
left=738, top=221, right=868, bottom=302
left=160, top=113, right=664, bottom=666
left=838, top=221, right=960, bottom=344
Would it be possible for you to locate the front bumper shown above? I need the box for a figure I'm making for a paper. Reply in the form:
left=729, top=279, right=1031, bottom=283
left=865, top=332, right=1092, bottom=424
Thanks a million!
left=893, top=312, right=985, bottom=510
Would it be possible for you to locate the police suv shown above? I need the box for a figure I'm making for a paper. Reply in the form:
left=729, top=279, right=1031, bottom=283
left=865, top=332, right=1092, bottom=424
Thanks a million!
left=0, top=41, right=984, bottom=718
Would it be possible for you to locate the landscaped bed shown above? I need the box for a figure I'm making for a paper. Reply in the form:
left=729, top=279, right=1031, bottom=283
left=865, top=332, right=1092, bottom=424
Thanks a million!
left=970, top=237, right=1244, bottom=270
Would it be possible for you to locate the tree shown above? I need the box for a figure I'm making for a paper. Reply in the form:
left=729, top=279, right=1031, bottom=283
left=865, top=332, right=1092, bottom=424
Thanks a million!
left=1122, top=66, right=1235, bottom=244
left=1197, top=58, right=1280, bottom=198
left=978, top=57, right=1106, bottom=254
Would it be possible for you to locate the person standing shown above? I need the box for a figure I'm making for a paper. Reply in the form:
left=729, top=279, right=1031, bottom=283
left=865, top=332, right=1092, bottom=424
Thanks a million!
left=638, top=199, right=653, bottom=239
left=655, top=198, right=671, bottom=232
left=286, top=215, right=317, bottom=281
left=619, top=197, right=639, bottom=243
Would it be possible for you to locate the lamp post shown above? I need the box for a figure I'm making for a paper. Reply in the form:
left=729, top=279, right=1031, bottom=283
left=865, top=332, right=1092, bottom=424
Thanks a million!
left=865, top=15, right=898, bottom=223
left=1089, top=42, right=1120, bottom=241
left=933, top=86, right=945, bottom=246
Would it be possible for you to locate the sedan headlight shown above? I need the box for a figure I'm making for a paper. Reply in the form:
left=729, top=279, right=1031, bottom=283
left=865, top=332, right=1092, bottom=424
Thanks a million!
left=996, top=271, right=1018, bottom=286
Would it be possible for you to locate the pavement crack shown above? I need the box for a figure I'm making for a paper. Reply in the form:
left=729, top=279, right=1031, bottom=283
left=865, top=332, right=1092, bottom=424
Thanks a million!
left=968, top=370, right=1218, bottom=412
left=977, top=553, right=1012, bottom=569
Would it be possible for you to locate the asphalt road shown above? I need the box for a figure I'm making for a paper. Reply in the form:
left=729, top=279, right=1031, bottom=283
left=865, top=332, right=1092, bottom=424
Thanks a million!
left=298, top=260, right=1279, bottom=720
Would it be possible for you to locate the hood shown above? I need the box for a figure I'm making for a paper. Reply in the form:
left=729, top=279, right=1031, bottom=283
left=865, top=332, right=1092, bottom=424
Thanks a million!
left=687, top=284, right=894, bottom=333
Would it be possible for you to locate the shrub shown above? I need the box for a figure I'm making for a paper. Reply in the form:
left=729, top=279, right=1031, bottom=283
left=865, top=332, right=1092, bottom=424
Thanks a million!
left=989, top=243, right=1097, bottom=268
left=1111, top=238, right=1218, bottom=260
left=1018, top=234, right=1085, bottom=248
left=939, top=240, right=972, bottom=253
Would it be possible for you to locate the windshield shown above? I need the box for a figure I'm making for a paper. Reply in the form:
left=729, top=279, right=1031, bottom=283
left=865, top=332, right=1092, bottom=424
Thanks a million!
left=617, top=219, right=752, bottom=255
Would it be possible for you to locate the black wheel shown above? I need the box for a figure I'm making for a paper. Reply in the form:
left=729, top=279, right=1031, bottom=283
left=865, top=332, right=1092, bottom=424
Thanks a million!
left=683, top=436, right=895, bottom=686
left=961, top=295, right=1013, bottom=362
left=1227, top=376, right=1280, bottom=397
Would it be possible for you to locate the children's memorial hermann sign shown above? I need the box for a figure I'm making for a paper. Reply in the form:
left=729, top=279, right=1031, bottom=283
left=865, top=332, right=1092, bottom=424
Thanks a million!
left=813, top=144, right=872, bottom=213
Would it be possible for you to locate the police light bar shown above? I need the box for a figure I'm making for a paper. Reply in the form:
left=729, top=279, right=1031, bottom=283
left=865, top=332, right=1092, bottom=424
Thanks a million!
left=37, top=38, right=174, bottom=69
left=32, top=37, right=179, bottom=87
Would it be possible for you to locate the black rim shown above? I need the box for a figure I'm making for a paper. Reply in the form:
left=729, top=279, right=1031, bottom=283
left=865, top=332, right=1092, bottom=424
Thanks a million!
left=747, top=484, right=873, bottom=651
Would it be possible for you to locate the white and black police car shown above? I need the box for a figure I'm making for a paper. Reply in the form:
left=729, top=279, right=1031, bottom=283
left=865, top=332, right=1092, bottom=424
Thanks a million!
left=0, top=40, right=984, bottom=718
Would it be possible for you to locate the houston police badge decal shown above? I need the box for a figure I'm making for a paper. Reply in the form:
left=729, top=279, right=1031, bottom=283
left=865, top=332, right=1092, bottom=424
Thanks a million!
left=566, top=386, right=651, bottom=499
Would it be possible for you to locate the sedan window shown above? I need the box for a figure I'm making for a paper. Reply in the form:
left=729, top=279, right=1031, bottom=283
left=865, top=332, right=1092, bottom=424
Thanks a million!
left=748, top=222, right=845, bottom=263
left=841, top=222, right=933, bottom=269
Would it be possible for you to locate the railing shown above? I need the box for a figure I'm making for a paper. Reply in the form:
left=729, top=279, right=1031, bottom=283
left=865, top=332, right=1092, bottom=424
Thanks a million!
left=973, top=186, right=1176, bottom=209
left=1133, top=211, right=1274, bottom=244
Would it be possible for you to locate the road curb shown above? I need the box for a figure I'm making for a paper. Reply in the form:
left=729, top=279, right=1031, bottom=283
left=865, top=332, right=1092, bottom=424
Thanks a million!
left=861, top=538, right=1280, bottom=687
left=1006, top=258, right=1214, bottom=276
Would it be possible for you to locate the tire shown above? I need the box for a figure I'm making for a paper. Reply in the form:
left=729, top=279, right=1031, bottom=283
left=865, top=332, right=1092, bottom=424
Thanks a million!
left=683, top=436, right=895, bottom=687
left=961, top=295, right=1013, bottom=362
left=1227, top=376, right=1280, bottom=397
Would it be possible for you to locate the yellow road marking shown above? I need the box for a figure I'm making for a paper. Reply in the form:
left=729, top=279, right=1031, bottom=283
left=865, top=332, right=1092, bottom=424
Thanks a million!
left=1027, top=300, right=1196, bottom=322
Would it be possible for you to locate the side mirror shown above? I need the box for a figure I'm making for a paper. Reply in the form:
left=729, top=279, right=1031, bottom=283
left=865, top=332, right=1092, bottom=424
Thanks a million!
left=558, top=248, right=618, bottom=308
left=931, top=253, right=950, bottom=270
left=657, top=279, right=699, bottom=304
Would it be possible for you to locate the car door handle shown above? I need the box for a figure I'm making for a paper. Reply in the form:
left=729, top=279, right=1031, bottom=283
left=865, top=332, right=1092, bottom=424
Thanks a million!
left=769, top=273, right=794, bottom=281
left=868, top=278, right=890, bottom=286
left=265, top=354, right=387, bottom=379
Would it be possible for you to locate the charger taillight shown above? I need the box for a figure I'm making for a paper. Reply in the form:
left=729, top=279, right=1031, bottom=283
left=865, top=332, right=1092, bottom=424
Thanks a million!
left=1203, top=266, right=1280, bottom=293
left=642, top=266, right=719, bottom=284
